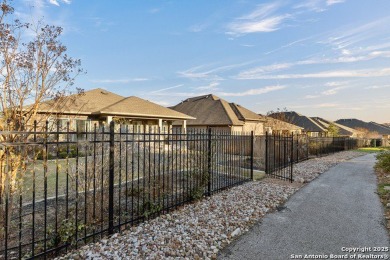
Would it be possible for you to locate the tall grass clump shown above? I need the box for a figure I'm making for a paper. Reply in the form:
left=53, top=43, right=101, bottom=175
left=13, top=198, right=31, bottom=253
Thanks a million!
left=376, top=151, right=390, bottom=173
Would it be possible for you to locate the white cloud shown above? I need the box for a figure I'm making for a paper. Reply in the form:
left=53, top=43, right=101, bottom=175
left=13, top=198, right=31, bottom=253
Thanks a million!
left=321, top=87, right=343, bottom=95
left=365, top=84, right=390, bottom=89
left=321, top=17, right=390, bottom=50
left=238, top=3, right=280, bottom=20
left=218, top=85, right=285, bottom=97
left=241, top=44, right=255, bottom=47
left=294, top=0, right=326, bottom=12
left=237, top=63, right=291, bottom=78
left=324, top=81, right=348, bottom=87
left=228, top=15, right=288, bottom=34
left=151, top=84, right=184, bottom=93
left=317, top=103, right=339, bottom=108
left=48, top=0, right=71, bottom=6
left=290, top=103, right=340, bottom=109
left=237, top=68, right=390, bottom=80
left=193, top=82, right=220, bottom=90
left=326, top=0, right=346, bottom=6
left=226, top=3, right=289, bottom=36
left=178, top=61, right=256, bottom=80
left=304, top=95, right=320, bottom=99
left=48, top=0, right=59, bottom=6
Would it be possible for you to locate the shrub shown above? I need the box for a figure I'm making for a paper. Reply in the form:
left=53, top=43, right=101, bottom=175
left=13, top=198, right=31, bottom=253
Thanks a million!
left=376, top=151, right=390, bottom=173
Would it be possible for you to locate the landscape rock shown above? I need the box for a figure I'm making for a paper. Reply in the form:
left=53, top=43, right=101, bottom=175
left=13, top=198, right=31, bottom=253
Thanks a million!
left=56, top=151, right=365, bottom=260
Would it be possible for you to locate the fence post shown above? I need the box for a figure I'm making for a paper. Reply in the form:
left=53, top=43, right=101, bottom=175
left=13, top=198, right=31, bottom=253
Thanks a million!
left=290, top=134, right=294, bottom=183
left=108, top=121, right=115, bottom=234
left=265, top=132, right=268, bottom=175
left=207, top=128, right=212, bottom=196
left=250, top=131, right=254, bottom=180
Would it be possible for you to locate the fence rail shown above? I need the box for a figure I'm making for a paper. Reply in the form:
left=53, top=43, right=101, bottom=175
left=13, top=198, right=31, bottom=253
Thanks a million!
left=0, top=123, right=371, bottom=259
left=265, top=134, right=365, bottom=182
left=0, top=123, right=252, bottom=259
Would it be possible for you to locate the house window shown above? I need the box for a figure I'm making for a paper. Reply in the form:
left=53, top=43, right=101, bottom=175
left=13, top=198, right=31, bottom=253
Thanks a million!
left=57, top=118, right=69, bottom=131
left=75, top=119, right=91, bottom=132
left=75, top=119, right=91, bottom=139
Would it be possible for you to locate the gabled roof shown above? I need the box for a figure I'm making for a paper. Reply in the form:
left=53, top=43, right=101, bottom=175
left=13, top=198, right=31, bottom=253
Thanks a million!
left=97, top=96, right=194, bottom=120
left=34, top=88, right=194, bottom=120
left=230, top=103, right=263, bottom=121
left=311, top=117, right=358, bottom=136
left=171, top=94, right=265, bottom=126
left=259, top=115, right=303, bottom=131
left=268, top=111, right=327, bottom=132
left=336, top=119, right=390, bottom=135
left=36, top=88, right=125, bottom=115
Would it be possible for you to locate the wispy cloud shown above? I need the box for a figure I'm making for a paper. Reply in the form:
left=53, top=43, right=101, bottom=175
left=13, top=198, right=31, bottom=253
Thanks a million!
left=304, top=95, right=321, bottom=99
left=240, top=44, right=255, bottom=47
left=227, top=15, right=288, bottom=35
left=193, top=82, right=220, bottom=91
left=291, top=103, right=340, bottom=109
left=321, top=87, right=343, bottom=96
left=326, top=0, right=346, bottom=6
left=237, top=68, right=390, bottom=80
left=294, top=0, right=327, bottom=12
left=149, top=8, right=160, bottom=14
left=324, top=81, right=348, bottom=87
left=304, top=81, right=348, bottom=99
left=237, top=63, right=291, bottom=79
left=226, top=3, right=289, bottom=36
left=218, top=85, right=285, bottom=97
left=321, top=17, right=390, bottom=50
left=151, top=84, right=184, bottom=94
left=365, top=84, right=390, bottom=89
left=91, top=78, right=150, bottom=84
left=178, top=61, right=256, bottom=80
left=265, top=36, right=314, bottom=55
left=48, top=0, right=71, bottom=6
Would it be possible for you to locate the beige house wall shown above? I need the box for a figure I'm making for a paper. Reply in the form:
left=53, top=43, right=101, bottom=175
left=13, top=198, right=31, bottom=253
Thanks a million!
left=242, top=122, right=264, bottom=135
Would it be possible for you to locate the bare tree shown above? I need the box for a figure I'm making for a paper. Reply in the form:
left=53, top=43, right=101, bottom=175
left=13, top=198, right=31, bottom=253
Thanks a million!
left=0, top=0, right=83, bottom=242
left=0, top=0, right=84, bottom=133
left=355, top=127, right=380, bottom=139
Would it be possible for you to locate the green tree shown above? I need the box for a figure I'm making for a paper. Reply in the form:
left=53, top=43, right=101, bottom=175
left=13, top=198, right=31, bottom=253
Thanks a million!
left=327, top=123, right=340, bottom=137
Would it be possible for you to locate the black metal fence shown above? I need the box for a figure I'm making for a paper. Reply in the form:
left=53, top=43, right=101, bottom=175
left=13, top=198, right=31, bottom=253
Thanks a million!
left=265, top=133, right=294, bottom=182
left=0, top=123, right=372, bottom=259
left=265, top=134, right=364, bottom=182
left=0, top=122, right=252, bottom=259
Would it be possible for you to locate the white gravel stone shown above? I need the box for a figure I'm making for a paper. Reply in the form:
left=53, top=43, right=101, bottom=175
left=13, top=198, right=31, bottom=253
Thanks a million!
left=56, top=151, right=365, bottom=260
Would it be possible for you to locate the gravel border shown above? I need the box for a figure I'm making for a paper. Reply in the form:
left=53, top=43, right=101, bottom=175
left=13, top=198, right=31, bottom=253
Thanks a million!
left=57, top=150, right=366, bottom=260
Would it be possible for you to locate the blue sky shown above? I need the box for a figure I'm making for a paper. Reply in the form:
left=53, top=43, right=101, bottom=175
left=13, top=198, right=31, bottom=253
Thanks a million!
left=14, top=0, right=390, bottom=123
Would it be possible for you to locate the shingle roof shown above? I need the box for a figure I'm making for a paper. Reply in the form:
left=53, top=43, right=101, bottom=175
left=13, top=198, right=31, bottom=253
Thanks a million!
left=171, top=94, right=265, bottom=126
left=35, top=88, right=194, bottom=120
left=260, top=115, right=303, bottom=131
left=336, top=119, right=390, bottom=135
left=36, top=88, right=125, bottom=115
left=97, top=96, right=194, bottom=120
left=269, top=111, right=326, bottom=132
left=311, top=117, right=358, bottom=136
left=230, top=103, right=264, bottom=121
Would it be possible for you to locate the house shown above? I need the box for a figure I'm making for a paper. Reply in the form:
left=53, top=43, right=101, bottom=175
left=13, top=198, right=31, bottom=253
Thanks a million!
left=336, top=119, right=390, bottom=139
left=268, top=111, right=328, bottom=137
left=310, top=117, right=360, bottom=137
left=259, top=115, right=303, bottom=135
left=171, top=94, right=265, bottom=135
left=31, top=88, right=194, bottom=132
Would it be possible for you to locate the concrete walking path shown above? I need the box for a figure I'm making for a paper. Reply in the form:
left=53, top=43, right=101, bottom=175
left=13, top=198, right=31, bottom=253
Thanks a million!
left=219, top=154, right=390, bottom=260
